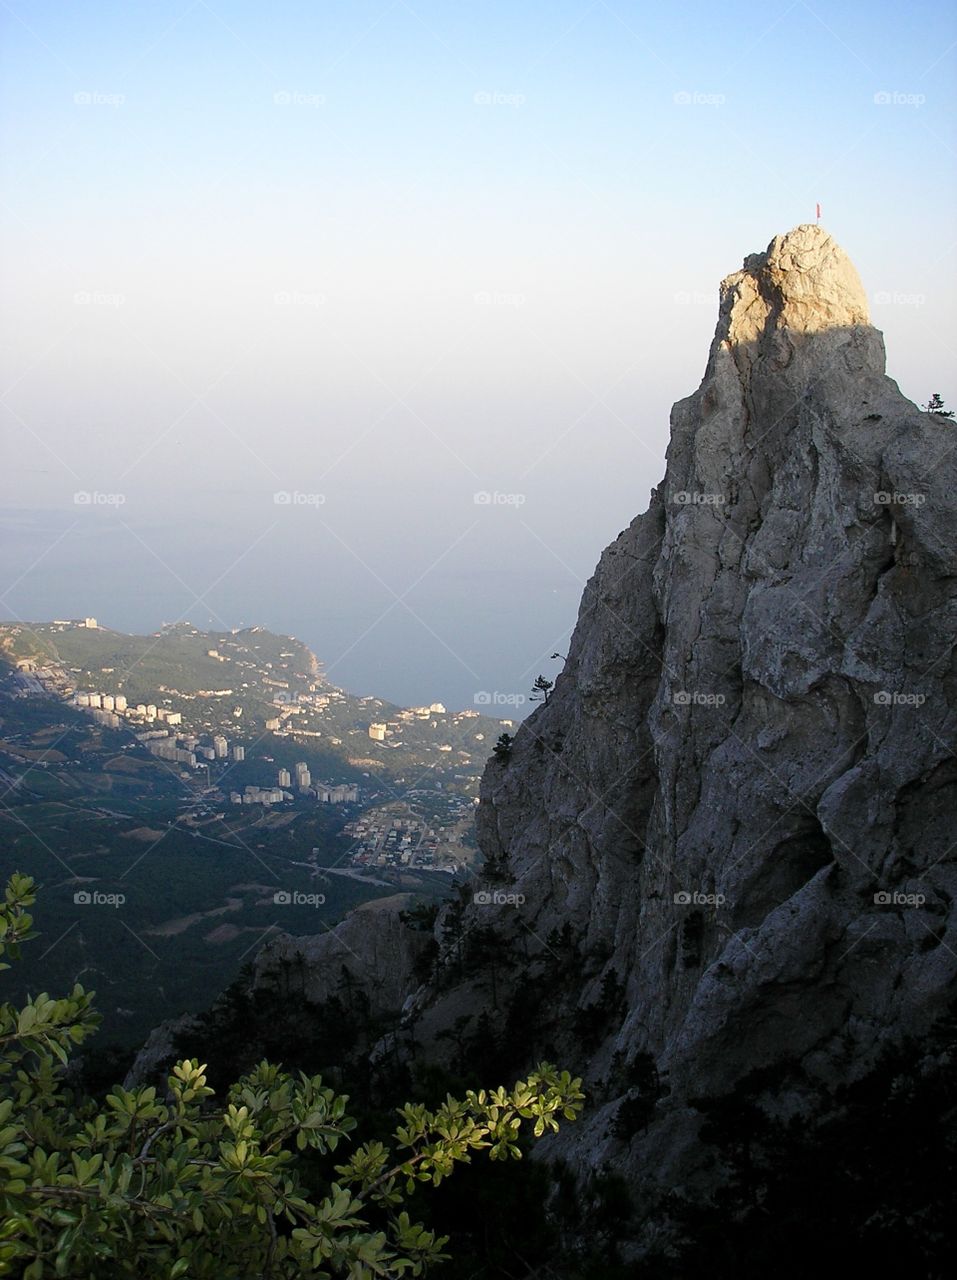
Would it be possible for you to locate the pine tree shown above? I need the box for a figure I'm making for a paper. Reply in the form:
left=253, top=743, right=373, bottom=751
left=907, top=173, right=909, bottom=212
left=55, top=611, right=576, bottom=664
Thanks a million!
left=922, top=392, right=954, bottom=418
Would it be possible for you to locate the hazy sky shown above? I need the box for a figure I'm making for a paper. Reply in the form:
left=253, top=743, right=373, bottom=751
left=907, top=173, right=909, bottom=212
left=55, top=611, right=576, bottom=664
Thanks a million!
left=2, top=0, right=955, bottom=711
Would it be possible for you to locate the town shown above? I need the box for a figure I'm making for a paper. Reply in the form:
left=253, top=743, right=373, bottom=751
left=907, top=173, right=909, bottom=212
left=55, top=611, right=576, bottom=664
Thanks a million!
left=2, top=619, right=510, bottom=884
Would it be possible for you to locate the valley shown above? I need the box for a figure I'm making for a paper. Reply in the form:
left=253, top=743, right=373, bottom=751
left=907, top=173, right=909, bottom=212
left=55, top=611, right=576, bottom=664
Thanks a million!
left=0, top=619, right=507, bottom=1043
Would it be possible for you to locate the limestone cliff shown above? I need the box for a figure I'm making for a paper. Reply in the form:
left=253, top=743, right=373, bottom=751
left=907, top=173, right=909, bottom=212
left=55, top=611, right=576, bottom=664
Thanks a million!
left=408, top=225, right=957, bottom=1198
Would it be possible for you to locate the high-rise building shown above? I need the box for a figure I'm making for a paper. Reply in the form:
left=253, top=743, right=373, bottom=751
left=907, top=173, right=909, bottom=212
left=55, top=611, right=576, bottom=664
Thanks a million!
left=114, top=695, right=127, bottom=711
left=232, top=745, right=245, bottom=762
left=102, top=695, right=115, bottom=711
left=368, top=723, right=387, bottom=741
left=278, top=769, right=291, bottom=788
left=213, top=735, right=228, bottom=758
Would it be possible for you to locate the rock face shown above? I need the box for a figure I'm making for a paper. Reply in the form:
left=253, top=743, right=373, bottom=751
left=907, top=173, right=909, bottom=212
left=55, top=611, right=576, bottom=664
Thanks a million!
left=410, top=225, right=957, bottom=1196
left=125, top=896, right=428, bottom=1088
left=252, top=894, right=427, bottom=1017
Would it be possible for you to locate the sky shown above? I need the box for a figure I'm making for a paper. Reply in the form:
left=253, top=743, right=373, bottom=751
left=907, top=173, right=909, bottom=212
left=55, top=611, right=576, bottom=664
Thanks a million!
left=1, top=0, right=955, bottom=712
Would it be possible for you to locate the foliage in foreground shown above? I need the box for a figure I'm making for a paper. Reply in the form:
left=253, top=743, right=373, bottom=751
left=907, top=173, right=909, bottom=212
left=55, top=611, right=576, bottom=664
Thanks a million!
left=0, top=873, right=584, bottom=1278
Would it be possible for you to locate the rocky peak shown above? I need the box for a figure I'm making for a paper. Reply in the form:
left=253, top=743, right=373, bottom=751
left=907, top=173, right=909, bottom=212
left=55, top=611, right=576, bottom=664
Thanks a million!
left=720, top=222, right=871, bottom=346
left=406, top=225, right=957, bottom=1208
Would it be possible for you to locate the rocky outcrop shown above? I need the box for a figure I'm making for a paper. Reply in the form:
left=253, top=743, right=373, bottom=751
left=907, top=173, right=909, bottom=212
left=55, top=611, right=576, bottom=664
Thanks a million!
left=407, top=225, right=957, bottom=1201
left=252, top=893, right=427, bottom=1017
left=126, top=895, right=429, bottom=1087
left=125, top=1012, right=204, bottom=1088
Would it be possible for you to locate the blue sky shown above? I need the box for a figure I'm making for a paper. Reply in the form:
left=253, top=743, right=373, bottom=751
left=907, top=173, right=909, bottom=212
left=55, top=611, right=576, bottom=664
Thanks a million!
left=1, top=0, right=955, bottom=709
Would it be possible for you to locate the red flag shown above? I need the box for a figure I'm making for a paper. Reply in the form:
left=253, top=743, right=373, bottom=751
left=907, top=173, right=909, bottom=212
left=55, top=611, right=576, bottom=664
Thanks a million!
left=816, top=202, right=821, bottom=220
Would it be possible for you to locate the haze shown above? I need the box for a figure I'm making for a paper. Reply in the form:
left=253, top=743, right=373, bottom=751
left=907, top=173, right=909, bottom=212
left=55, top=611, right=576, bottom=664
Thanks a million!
left=1, top=0, right=954, bottom=711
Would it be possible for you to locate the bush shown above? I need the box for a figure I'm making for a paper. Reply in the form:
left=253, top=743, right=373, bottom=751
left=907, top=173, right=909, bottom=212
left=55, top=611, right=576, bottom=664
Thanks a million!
left=0, top=873, right=584, bottom=1278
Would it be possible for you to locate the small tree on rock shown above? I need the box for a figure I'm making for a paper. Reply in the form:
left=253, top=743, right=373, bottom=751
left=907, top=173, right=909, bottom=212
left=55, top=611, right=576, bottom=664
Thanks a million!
left=530, top=676, right=553, bottom=705
left=922, top=392, right=954, bottom=418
